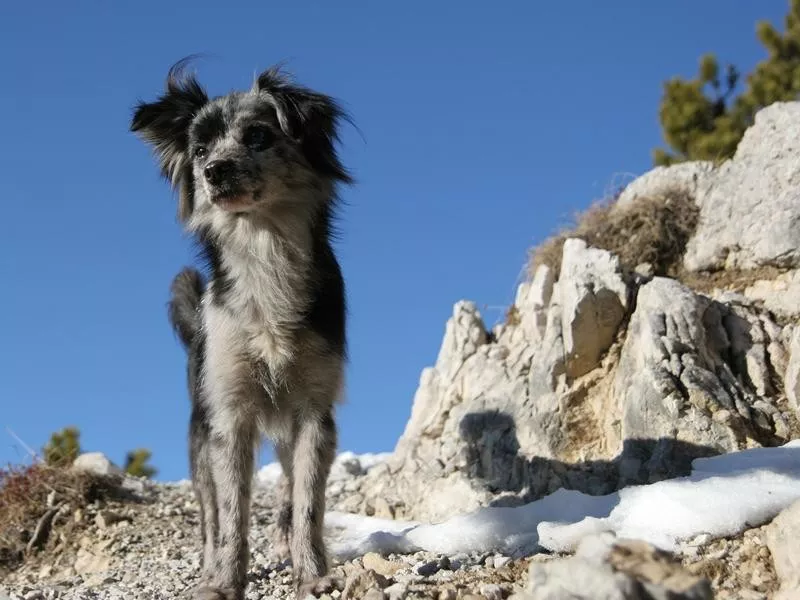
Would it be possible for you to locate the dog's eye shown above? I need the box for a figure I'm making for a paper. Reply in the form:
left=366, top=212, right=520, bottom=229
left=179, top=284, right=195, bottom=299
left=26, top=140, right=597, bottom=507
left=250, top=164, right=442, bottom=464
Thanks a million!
left=194, top=146, right=208, bottom=159
left=243, top=126, right=273, bottom=151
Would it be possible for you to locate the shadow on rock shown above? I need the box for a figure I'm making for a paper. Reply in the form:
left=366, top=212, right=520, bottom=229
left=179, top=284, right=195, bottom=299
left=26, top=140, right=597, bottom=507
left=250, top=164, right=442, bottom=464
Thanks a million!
left=458, top=409, right=720, bottom=507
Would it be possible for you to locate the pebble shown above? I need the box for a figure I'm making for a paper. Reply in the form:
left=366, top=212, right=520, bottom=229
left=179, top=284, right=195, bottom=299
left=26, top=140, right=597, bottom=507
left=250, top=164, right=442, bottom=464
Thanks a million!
left=415, top=560, right=441, bottom=577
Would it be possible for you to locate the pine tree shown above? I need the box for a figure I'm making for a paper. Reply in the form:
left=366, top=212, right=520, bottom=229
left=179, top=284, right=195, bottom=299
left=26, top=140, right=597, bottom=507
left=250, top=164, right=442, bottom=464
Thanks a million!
left=43, top=426, right=81, bottom=466
left=124, top=448, right=157, bottom=479
left=654, top=1, right=800, bottom=165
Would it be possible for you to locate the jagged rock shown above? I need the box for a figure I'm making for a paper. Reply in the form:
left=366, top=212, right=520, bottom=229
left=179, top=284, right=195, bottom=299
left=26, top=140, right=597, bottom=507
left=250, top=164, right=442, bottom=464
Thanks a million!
left=766, top=499, right=800, bottom=600
left=364, top=246, right=794, bottom=521
left=560, top=239, right=629, bottom=379
left=613, top=278, right=782, bottom=479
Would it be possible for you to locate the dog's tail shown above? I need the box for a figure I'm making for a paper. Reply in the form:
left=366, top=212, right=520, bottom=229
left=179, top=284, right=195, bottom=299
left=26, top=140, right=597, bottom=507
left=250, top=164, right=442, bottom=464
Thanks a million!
left=168, top=268, right=205, bottom=349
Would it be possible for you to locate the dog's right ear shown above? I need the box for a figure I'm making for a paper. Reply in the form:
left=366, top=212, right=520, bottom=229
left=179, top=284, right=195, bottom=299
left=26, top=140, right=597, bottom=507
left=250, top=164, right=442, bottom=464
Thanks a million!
left=130, top=58, right=208, bottom=220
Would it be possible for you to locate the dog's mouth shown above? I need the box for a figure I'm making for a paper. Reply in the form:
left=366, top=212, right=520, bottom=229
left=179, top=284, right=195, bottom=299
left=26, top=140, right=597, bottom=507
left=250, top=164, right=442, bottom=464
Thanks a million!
left=211, top=191, right=256, bottom=213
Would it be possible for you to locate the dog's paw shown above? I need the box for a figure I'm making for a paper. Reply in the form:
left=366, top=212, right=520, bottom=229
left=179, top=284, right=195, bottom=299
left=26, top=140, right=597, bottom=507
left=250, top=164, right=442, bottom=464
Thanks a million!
left=296, top=575, right=343, bottom=598
left=189, top=585, right=242, bottom=600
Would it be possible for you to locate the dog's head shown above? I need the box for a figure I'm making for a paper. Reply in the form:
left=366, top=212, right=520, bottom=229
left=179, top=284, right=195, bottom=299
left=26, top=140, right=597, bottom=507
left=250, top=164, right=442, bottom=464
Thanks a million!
left=130, top=58, right=352, bottom=227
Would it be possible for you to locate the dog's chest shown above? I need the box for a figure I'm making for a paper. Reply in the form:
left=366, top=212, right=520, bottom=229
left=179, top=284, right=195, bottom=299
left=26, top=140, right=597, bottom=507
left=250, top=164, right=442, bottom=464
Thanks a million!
left=220, top=241, right=311, bottom=370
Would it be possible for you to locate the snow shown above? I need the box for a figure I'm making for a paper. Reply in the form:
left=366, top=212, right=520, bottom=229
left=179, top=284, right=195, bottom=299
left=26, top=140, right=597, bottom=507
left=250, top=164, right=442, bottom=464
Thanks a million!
left=256, top=450, right=392, bottom=486
left=324, top=440, right=800, bottom=559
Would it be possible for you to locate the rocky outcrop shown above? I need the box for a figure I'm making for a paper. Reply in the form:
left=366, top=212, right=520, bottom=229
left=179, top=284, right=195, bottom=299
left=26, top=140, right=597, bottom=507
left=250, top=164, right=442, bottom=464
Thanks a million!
left=359, top=102, right=800, bottom=524
left=622, top=102, right=800, bottom=272
left=360, top=249, right=797, bottom=523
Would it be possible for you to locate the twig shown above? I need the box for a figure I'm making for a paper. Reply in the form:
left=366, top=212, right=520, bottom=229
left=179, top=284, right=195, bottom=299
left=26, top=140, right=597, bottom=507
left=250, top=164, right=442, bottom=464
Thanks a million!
left=25, top=503, right=63, bottom=554
left=5, top=427, right=42, bottom=463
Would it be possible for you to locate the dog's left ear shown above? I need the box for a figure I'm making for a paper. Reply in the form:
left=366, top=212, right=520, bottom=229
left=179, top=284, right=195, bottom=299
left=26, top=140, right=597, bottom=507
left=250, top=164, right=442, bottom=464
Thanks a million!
left=131, top=58, right=209, bottom=220
left=255, top=67, right=352, bottom=184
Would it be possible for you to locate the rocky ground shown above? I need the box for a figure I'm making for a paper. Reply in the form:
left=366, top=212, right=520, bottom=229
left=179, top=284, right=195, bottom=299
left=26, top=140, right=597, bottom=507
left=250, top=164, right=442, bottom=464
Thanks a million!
left=1, top=457, right=797, bottom=600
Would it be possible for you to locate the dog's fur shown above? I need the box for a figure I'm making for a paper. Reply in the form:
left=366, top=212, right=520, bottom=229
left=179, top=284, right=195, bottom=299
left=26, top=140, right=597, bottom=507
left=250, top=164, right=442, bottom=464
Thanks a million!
left=130, top=58, right=352, bottom=599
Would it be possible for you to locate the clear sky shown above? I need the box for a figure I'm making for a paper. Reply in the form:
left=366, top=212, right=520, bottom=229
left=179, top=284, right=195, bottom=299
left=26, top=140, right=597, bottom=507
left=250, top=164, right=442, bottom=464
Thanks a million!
left=0, top=2, right=789, bottom=480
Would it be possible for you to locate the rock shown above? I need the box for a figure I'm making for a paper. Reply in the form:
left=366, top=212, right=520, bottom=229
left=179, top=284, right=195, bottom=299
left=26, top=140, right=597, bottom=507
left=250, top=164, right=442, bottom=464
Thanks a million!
left=95, top=510, right=130, bottom=529
left=615, top=104, right=800, bottom=272
left=616, top=162, right=715, bottom=209
left=613, top=278, right=782, bottom=481
left=383, top=582, right=408, bottom=600
left=415, top=559, right=442, bottom=577
left=559, top=239, right=629, bottom=379
left=607, top=539, right=713, bottom=599
left=683, top=103, right=800, bottom=271
left=341, top=569, right=390, bottom=600
left=745, top=270, right=800, bottom=318
left=373, top=497, right=395, bottom=519
left=784, top=327, right=800, bottom=415
left=71, top=452, right=124, bottom=477
left=362, top=553, right=404, bottom=578
left=518, top=535, right=711, bottom=600
left=479, top=584, right=504, bottom=600
left=73, top=545, right=112, bottom=575
left=766, top=499, right=800, bottom=600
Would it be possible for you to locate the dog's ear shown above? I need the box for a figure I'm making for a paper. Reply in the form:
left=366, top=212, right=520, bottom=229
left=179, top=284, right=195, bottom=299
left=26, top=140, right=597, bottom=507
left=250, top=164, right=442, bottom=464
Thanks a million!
left=255, top=67, right=353, bottom=184
left=131, top=58, right=209, bottom=220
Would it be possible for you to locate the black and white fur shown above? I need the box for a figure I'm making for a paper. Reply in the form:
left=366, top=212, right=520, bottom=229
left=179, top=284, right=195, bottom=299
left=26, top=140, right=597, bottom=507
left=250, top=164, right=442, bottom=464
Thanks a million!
left=130, top=58, right=352, bottom=599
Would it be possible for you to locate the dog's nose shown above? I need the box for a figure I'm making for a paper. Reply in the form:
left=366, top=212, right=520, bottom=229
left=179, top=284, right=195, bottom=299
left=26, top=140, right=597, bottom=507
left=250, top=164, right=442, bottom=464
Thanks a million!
left=204, top=160, right=236, bottom=186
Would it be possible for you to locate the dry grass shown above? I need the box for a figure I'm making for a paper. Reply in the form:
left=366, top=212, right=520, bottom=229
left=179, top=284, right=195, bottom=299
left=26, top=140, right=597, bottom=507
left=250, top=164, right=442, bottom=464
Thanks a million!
left=0, top=461, right=110, bottom=575
left=528, top=188, right=700, bottom=280
left=678, top=266, right=788, bottom=294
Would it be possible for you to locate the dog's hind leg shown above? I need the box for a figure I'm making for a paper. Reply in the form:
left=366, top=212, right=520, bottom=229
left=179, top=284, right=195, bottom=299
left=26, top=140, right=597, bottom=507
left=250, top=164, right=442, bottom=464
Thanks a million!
left=291, top=410, right=336, bottom=593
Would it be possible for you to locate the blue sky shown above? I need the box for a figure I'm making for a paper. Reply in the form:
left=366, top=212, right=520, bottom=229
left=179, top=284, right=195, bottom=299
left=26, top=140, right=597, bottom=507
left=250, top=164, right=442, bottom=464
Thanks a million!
left=0, top=2, right=788, bottom=480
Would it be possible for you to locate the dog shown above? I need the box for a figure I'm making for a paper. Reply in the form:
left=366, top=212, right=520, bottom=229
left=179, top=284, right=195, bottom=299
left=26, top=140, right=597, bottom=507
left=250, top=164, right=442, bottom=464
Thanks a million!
left=130, top=57, right=352, bottom=599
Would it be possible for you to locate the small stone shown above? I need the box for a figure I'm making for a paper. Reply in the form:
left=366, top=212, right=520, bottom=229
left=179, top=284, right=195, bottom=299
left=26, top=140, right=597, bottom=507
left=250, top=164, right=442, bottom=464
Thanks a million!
left=414, top=560, right=440, bottom=577
left=438, top=589, right=457, bottom=600
left=383, top=583, right=407, bottom=600
left=95, top=510, right=129, bottom=529
left=687, top=533, right=712, bottom=547
left=493, top=555, right=512, bottom=569
left=362, top=553, right=404, bottom=578
left=480, top=584, right=504, bottom=600
left=71, top=452, right=123, bottom=477
left=342, top=570, right=389, bottom=600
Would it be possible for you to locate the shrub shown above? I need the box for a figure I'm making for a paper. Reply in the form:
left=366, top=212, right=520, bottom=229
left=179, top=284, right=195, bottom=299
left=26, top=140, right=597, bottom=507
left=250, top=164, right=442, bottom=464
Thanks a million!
left=528, top=189, right=699, bottom=280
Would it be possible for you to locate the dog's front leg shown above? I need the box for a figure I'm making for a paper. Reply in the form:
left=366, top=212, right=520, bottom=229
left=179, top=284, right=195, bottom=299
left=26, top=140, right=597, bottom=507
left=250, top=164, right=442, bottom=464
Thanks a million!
left=191, top=407, right=256, bottom=600
left=291, top=410, right=336, bottom=594
left=273, top=439, right=294, bottom=561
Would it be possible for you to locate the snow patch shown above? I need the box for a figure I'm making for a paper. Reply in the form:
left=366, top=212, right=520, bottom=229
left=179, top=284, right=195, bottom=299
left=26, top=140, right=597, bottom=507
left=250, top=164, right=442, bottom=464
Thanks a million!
left=256, top=451, right=392, bottom=486
left=324, top=440, right=800, bottom=559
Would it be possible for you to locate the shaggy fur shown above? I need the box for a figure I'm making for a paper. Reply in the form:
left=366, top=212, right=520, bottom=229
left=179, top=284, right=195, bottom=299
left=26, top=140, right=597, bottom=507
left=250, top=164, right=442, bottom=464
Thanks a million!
left=130, top=57, right=352, bottom=599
